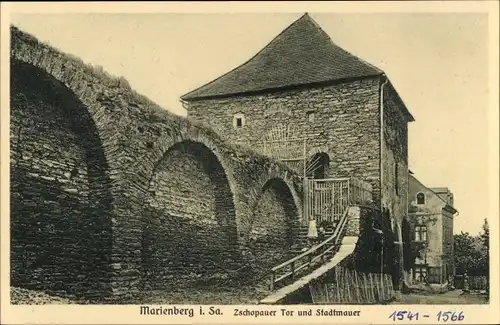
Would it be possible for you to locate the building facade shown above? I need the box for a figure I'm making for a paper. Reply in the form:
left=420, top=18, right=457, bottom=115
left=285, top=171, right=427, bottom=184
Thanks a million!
left=181, top=14, right=415, bottom=280
left=182, top=13, right=414, bottom=227
left=408, top=174, right=458, bottom=285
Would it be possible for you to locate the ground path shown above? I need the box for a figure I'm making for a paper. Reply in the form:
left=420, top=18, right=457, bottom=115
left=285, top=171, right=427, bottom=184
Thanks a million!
left=391, top=289, right=488, bottom=304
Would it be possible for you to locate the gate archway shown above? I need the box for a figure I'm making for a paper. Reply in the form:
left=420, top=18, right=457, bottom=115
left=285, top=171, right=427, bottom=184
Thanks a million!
left=306, top=152, right=330, bottom=179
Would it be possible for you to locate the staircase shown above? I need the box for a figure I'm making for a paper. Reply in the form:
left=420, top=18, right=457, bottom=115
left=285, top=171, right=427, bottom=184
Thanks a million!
left=289, top=224, right=335, bottom=255
left=269, top=207, right=351, bottom=291
left=267, top=176, right=373, bottom=292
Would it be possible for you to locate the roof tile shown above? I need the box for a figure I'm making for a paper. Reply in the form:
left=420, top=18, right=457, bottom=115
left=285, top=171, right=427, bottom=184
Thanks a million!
left=182, top=13, right=383, bottom=101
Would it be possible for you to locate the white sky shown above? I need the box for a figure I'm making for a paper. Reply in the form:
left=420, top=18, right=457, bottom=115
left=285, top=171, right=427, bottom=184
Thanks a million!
left=10, top=12, right=490, bottom=235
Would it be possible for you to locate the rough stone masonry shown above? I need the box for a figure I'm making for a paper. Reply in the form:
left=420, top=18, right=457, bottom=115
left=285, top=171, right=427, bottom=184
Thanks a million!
left=9, top=26, right=305, bottom=301
left=181, top=13, right=415, bottom=288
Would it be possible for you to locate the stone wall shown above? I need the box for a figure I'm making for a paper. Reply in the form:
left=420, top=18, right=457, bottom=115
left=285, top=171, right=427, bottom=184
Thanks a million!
left=186, top=78, right=382, bottom=202
left=248, top=178, right=300, bottom=278
left=10, top=60, right=113, bottom=300
left=185, top=71, right=413, bottom=289
left=381, top=83, right=409, bottom=225
left=10, top=26, right=303, bottom=301
left=381, top=83, right=410, bottom=280
left=141, top=141, right=239, bottom=290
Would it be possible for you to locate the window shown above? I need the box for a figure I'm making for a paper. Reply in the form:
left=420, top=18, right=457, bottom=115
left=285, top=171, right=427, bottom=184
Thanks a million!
left=307, top=111, right=315, bottom=122
left=416, top=192, right=425, bottom=205
left=233, top=113, right=245, bottom=128
left=414, top=267, right=428, bottom=283
left=415, top=225, right=427, bottom=242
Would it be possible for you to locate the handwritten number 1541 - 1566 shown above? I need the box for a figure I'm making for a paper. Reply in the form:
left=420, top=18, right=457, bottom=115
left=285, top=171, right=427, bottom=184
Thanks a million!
left=389, top=311, right=465, bottom=322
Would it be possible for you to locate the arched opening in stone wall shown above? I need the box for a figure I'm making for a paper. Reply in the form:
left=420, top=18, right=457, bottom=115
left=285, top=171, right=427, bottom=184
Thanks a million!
left=142, top=140, right=238, bottom=290
left=10, top=60, right=113, bottom=299
left=249, top=178, right=300, bottom=277
left=306, top=152, right=330, bottom=179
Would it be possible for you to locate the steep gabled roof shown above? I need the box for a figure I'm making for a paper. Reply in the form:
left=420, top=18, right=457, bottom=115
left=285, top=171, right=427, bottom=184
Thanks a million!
left=181, top=13, right=383, bottom=101
left=409, top=174, right=458, bottom=214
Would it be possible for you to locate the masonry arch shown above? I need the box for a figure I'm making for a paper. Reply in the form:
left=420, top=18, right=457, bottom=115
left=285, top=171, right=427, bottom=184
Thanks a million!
left=249, top=177, right=300, bottom=275
left=416, top=192, right=425, bottom=205
left=10, top=60, right=113, bottom=299
left=306, top=152, right=330, bottom=179
left=141, top=139, right=239, bottom=289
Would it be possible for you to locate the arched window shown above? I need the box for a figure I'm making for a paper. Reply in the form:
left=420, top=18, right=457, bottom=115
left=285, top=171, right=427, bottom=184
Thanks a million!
left=416, top=192, right=425, bottom=205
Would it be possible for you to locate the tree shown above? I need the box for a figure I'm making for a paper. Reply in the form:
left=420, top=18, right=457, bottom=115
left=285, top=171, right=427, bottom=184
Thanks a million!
left=480, top=218, right=490, bottom=296
left=454, top=232, right=478, bottom=275
left=479, top=219, right=489, bottom=276
left=480, top=218, right=489, bottom=250
left=454, top=229, right=488, bottom=276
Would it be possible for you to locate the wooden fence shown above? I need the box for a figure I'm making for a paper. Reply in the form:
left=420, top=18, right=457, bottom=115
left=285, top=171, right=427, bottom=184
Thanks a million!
left=348, top=177, right=373, bottom=204
left=454, top=275, right=488, bottom=290
left=309, top=266, right=395, bottom=304
left=303, top=177, right=373, bottom=226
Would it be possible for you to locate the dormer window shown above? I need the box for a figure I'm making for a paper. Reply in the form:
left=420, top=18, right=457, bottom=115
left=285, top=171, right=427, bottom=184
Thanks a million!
left=416, top=192, right=425, bottom=205
left=233, top=113, right=245, bottom=128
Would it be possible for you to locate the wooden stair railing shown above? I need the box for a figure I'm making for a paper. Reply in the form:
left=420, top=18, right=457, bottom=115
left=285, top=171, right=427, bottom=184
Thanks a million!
left=269, top=205, right=351, bottom=291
